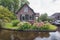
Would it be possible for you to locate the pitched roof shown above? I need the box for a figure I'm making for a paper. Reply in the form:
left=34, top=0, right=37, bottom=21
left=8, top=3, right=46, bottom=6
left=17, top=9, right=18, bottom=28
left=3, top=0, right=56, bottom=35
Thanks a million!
left=52, top=13, right=60, bottom=16
left=16, top=4, right=35, bottom=14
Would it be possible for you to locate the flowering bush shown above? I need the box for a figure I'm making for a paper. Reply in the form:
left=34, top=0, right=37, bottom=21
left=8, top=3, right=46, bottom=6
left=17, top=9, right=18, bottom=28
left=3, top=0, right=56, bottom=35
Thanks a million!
left=33, top=22, right=44, bottom=28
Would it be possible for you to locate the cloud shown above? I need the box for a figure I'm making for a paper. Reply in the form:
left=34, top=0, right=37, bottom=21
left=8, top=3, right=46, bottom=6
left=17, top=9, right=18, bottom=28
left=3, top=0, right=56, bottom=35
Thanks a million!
left=28, top=0, right=60, bottom=16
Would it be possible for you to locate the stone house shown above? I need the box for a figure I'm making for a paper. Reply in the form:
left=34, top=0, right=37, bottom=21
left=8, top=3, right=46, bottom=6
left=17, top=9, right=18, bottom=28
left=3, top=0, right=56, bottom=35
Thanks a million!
left=16, top=4, right=39, bottom=21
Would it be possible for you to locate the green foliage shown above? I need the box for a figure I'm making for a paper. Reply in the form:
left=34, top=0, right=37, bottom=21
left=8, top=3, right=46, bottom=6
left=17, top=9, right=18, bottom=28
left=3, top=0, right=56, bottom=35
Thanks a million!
left=12, top=20, right=20, bottom=26
left=40, top=23, right=57, bottom=30
left=46, top=23, right=57, bottom=30
left=47, top=18, right=53, bottom=22
left=18, top=22, right=31, bottom=30
left=21, top=0, right=29, bottom=6
left=4, top=20, right=20, bottom=29
left=38, top=13, right=53, bottom=22
left=0, top=6, right=16, bottom=22
left=39, top=24, right=49, bottom=30
left=0, top=0, right=29, bottom=13
left=0, top=0, right=19, bottom=13
left=4, top=23, right=19, bottom=29
left=30, top=25, right=38, bottom=30
left=0, top=20, right=3, bottom=28
left=4, top=21, right=57, bottom=31
left=38, top=13, right=48, bottom=22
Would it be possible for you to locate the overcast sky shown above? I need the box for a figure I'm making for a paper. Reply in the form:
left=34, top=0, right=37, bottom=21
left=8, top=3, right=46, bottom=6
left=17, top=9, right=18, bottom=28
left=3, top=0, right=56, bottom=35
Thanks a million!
left=28, top=0, right=60, bottom=16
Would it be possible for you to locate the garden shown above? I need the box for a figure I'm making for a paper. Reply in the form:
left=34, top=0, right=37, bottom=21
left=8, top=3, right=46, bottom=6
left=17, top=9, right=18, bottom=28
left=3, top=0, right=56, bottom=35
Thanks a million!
left=0, top=0, right=57, bottom=31
left=1, top=20, right=57, bottom=31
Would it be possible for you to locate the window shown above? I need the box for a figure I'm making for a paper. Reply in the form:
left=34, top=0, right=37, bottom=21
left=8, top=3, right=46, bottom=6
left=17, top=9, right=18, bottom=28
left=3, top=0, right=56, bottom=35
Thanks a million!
left=20, top=14, right=25, bottom=21
left=24, top=7, right=28, bottom=12
left=22, top=16, right=25, bottom=20
left=20, top=14, right=22, bottom=21
left=25, top=14, right=29, bottom=20
left=22, top=14, right=25, bottom=20
left=30, top=16, right=32, bottom=20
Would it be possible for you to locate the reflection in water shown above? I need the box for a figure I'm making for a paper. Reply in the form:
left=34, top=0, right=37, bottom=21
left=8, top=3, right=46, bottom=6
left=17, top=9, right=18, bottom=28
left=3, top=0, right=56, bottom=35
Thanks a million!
left=0, top=30, right=60, bottom=40
left=34, top=31, right=60, bottom=40
left=38, top=32, right=50, bottom=38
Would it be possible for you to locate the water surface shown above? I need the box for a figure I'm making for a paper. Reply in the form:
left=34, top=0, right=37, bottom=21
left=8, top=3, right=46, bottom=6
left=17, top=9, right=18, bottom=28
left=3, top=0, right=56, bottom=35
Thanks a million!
left=34, top=31, right=60, bottom=40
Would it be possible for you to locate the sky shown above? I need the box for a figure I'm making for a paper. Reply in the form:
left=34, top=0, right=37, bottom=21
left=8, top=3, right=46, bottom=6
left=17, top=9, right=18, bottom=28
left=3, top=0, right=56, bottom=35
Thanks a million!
left=28, top=0, right=60, bottom=16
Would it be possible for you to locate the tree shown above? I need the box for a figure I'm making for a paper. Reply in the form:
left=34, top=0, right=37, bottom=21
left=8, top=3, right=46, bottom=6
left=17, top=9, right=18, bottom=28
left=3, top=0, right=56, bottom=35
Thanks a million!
left=0, top=6, right=16, bottom=22
left=21, top=0, right=29, bottom=6
left=0, top=0, right=29, bottom=13
left=47, top=18, right=53, bottom=22
left=38, top=13, right=53, bottom=22
left=12, top=0, right=20, bottom=13
left=0, top=0, right=14, bottom=11
left=38, top=13, right=48, bottom=22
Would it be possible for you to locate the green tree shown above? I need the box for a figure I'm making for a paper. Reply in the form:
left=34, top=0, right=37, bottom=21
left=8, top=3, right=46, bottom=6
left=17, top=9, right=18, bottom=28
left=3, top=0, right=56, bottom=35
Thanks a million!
left=0, top=0, right=14, bottom=11
left=0, top=0, right=29, bottom=13
left=47, top=18, right=53, bottom=22
left=21, top=0, right=29, bottom=6
left=38, top=13, right=53, bottom=22
left=12, top=0, right=19, bottom=13
left=0, top=6, right=16, bottom=22
left=38, top=13, right=48, bottom=22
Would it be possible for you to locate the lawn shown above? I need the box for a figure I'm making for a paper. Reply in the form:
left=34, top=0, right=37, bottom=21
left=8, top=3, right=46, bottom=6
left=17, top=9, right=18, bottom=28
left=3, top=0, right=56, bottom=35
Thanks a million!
left=3, top=23, right=19, bottom=29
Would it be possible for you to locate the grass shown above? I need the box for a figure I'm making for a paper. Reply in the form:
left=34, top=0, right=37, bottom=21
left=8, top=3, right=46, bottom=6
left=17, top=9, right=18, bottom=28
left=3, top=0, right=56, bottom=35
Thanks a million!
left=45, top=23, right=57, bottom=30
left=3, top=23, right=19, bottom=29
left=48, top=24, right=57, bottom=30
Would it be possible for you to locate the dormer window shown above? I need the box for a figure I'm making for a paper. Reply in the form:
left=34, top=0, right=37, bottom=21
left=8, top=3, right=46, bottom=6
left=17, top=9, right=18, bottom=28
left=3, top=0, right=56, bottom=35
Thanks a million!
left=24, top=7, right=28, bottom=12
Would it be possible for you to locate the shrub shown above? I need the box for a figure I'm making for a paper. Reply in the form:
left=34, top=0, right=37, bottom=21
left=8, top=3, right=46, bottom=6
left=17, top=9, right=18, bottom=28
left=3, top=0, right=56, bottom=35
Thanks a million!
left=33, top=22, right=44, bottom=28
left=0, top=6, right=16, bottom=22
left=18, top=22, right=31, bottom=30
left=39, top=24, right=49, bottom=30
left=12, top=20, right=20, bottom=26
left=39, top=23, right=57, bottom=30
left=46, top=23, right=57, bottom=30
left=0, top=20, right=3, bottom=28
left=30, top=25, right=38, bottom=30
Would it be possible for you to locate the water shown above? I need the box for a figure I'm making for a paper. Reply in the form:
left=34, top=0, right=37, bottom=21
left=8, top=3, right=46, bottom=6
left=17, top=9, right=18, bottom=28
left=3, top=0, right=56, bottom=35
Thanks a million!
left=0, top=27, right=60, bottom=40
left=34, top=31, right=60, bottom=40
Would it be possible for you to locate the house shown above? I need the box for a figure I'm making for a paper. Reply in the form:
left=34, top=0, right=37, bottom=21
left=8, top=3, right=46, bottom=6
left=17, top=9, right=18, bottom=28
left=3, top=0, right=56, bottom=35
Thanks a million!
left=51, top=13, right=60, bottom=20
left=16, top=4, right=39, bottom=21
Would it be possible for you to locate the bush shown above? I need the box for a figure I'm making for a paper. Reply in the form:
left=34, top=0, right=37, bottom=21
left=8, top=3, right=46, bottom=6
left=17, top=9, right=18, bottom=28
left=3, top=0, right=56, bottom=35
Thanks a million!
left=0, top=6, right=16, bottom=22
left=39, top=24, right=49, bottom=30
left=12, top=20, right=20, bottom=26
left=18, top=22, right=31, bottom=30
left=33, top=22, right=44, bottom=28
left=46, top=23, right=57, bottom=30
left=30, top=25, right=38, bottom=30
left=39, top=23, right=57, bottom=30
left=0, top=20, right=3, bottom=28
